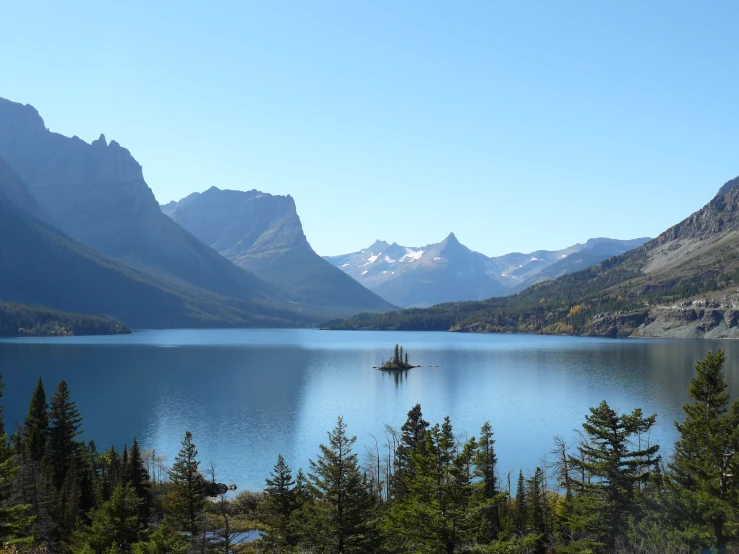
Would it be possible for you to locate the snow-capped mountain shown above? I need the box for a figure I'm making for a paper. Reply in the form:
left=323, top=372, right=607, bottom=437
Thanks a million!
left=325, top=234, right=650, bottom=308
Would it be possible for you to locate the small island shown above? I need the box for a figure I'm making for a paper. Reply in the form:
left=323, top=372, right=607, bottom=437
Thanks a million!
left=377, top=344, right=419, bottom=370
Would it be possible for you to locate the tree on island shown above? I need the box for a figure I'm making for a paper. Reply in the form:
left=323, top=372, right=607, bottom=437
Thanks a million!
left=380, top=344, right=415, bottom=370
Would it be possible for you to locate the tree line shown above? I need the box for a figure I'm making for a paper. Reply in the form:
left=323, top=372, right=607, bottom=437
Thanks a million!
left=0, top=303, right=129, bottom=338
left=1, top=351, right=738, bottom=553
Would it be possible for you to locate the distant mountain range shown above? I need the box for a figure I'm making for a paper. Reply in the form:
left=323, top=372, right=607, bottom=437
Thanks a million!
left=0, top=97, right=392, bottom=329
left=325, top=234, right=650, bottom=307
left=162, top=188, right=394, bottom=317
left=330, top=175, right=739, bottom=339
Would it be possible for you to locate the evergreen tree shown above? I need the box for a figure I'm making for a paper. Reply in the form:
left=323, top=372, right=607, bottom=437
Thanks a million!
left=393, top=344, right=400, bottom=365
left=264, top=454, right=296, bottom=546
left=384, top=417, right=478, bottom=552
left=306, top=416, right=376, bottom=553
left=515, top=470, right=527, bottom=532
left=166, top=431, right=205, bottom=538
left=123, top=437, right=152, bottom=522
left=392, top=403, right=429, bottom=497
left=57, top=454, right=81, bottom=538
left=48, top=380, right=83, bottom=490
left=24, top=378, right=49, bottom=462
left=526, top=467, right=545, bottom=535
left=670, top=350, right=739, bottom=550
left=569, top=400, right=661, bottom=549
left=71, top=482, right=143, bottom=553
left=474, top=421, right=503, bottom=541
left=0, top=373, right=34, bottom=546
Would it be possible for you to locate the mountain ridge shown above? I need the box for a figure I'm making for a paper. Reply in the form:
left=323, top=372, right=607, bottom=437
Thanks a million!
left=325, top=234, right=650, bottom=308
left=162, top=187, right=395, bottom=317
left=328, top=175, right=739, bottom=338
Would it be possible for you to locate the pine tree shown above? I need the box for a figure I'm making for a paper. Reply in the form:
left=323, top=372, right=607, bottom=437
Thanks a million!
left=264, top=454, right=296, bottom=546
left=474, top=421, right=503, bottom=542
left=393, top=344, right=400, bottom=365
left=670, top=350, right=739, bottom=550
left=569, top=400, right=661, bottom=549
left=71, top=482, right=143, bottom=553
left=123, top=437, right=152, bottom=522
left=48, top=380, right=83, bottom=490
left=307, top=416, right=375, bottom=553
left=166, top=431, right=205, bottom=538
left=24, top=378, right=49, bottom=462
left=17, top=378, right=57, bottom=543
left=515, top=470, right=527, bottom=532
left=393, top=403, right=429, bottom=498
left=0, top=373, right=34, bottom=546
left=527, top=467, right=545, bottom=535
left=384, top=417, right=477, bottom=552
left=57, top=454, right=81, bottom=538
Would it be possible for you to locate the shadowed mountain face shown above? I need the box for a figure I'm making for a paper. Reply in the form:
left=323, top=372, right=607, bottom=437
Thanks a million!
left=162, top=188, right=395, bottom=317
left=0, top=157, right=314, bottom=328
left=326, top=233, right=650, bottom=307
left=0, top=97, right=284, bottom=306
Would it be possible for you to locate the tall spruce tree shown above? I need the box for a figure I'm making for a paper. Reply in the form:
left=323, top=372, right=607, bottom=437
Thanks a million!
left=24, top=378, right=49, bottom=463
left=48, top=380, right=83, bottom=490
left=384, top=417, right=478, bottom=553
left=393, top=403, right=429, bottom=498
left=307, top=416, right=376, bottom=553
left=167, top=431, right=205, bottom=538
left=670, top=350, right=739, bottom=550
left=123, top=437, right=152, bottom=522
left=515, top=470, right=527, bottom=532
left=474, top=421, right=502, bottom=542
left=264, top=454, right=296, bottom=547
left=569, top=400, right=661, bottom=549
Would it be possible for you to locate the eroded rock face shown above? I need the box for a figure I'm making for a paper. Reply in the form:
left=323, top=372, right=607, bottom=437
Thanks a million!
left=581, top=295, right=739, bottom=339
left=581, top=311, right=649, bottom=338
left=635, top=295, right=739, bottom=339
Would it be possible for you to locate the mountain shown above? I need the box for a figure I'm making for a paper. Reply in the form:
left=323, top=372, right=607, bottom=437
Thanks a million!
left=162, top=187, right=395, bottom=317
left=0, top=97, right=294, bottom=309
left=329, top=175, right=739, bottom=339
left=325, top=234, right=650, bottom=307
left=0, top=156, right=315, bottom=329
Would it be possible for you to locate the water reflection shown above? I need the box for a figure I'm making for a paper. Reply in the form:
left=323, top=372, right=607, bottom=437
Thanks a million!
left=0, top=330, right=737, bottom=491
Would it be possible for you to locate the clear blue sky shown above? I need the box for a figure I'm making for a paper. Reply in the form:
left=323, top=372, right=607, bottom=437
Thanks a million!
left=2, top=1, right=738, bottom=256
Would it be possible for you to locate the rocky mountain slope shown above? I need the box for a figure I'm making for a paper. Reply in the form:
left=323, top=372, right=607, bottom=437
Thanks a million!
left=0, top=97, right=290, bottom=308
left=162, top=187, right=395, bottom=317
left=330, top=175, right=739, bottom=338
left=326, top=234, right=649, bottom=307
left=0, top=157, right=316, bottom=328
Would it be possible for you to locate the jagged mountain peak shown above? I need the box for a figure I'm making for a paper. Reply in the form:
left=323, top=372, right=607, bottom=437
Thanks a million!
left=367, top=239, right=391, bottom=252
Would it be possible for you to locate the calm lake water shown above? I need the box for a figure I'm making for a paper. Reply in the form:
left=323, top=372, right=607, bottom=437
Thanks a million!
left=1, top=329, right=738, bottom=491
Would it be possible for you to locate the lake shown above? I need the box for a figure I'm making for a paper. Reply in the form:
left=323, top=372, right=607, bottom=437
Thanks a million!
left=1, top=329, right=738, bottom=491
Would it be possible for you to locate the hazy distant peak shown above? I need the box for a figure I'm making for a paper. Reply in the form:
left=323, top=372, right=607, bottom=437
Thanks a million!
left=368, top=239, right=390, bottom=251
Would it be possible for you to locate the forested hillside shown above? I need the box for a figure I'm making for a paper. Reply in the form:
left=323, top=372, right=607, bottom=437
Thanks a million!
left=0, top=302, right=129, bottom=337
left=1, top=351, right=737, bottom=552
left=330, top=176, right=739, bottom=338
